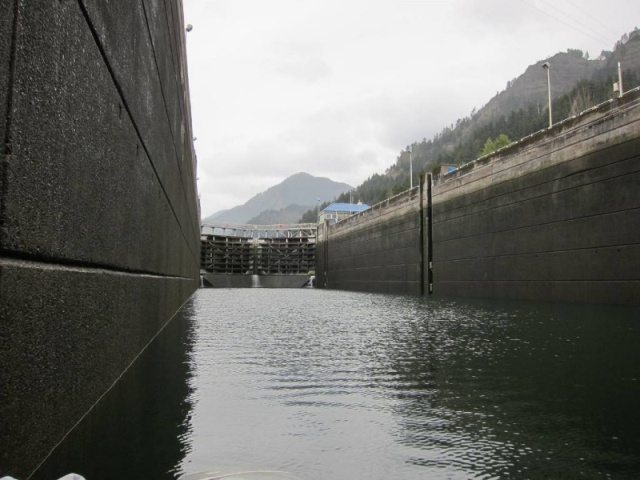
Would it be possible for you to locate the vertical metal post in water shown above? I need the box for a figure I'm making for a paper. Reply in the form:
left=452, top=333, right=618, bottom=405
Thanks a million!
left=419, top=174, right=425, bottom=295
left=426, top=173, right=434, bottom=294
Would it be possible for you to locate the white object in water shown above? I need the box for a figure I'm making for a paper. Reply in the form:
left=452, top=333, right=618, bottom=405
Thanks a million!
left=1, top=475, right=85, bottom=480
left=180, top=469, right=299, bottom=480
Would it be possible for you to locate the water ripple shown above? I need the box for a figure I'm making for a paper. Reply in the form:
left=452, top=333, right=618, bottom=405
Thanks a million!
left=178, top=289, right=640, bottom=480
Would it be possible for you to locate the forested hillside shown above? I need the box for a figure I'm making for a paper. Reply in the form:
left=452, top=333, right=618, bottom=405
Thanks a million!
left=247, top=204, right=312, bottom=225
left=300, top=29, right=640, bottom=222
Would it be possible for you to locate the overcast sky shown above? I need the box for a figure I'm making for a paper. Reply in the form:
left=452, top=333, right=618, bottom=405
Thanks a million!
left=182, top=0, right=639, bottom=218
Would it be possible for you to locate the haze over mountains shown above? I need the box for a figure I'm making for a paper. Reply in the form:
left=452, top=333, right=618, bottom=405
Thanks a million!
left=202, top=172, right=351, bottom=224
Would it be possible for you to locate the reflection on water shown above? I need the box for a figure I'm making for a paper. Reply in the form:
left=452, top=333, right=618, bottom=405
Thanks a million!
left=179, top=290, right=640, bottom=479
left=385, top=299, right=640, bottom=479
left=36, top=289, right=640, bottom=479
left=33, top=301, right=196, bottom=480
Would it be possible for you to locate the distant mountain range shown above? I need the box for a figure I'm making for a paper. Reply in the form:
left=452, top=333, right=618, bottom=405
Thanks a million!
left=202, top=172, right=351, bottom=224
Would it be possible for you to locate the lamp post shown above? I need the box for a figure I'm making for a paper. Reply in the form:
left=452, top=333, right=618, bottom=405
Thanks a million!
left=617, top=61, right=624, bottom=97
left=542, top=62, right=552, bottom=127
left=409, top=147, right=413, bottom=189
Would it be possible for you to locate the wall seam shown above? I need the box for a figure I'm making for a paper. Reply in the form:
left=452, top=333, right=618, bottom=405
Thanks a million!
left=433, top=163, right=640, bottom=225
left=434, top=205, right=640, bottom=244
left=435, top=241, right=640, bottom=263
left=436, top=94, right=640, bottom=194
left=1, top=0, right=21, bottom=238
left=140, top=0, right=198, bottom=246
left=2, top=0, right=19, bottom=155
left=434, top=125, right=640, bottom=205
left=75, top=0, right=198, bottom=266
left=438, top=279, right=640, bottom=284
left=26, top=291, right=196, bottom=480
left=434, top=143, right=640, bottom=218
left=0, top=250, right=197, bottom=281
left=163, top=0, right=182, bottom=113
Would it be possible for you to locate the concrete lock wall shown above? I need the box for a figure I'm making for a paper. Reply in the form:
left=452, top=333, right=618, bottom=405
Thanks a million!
left=316, top=186, right=425, bottom=295
left=0, top=1, right=200, bottom=476
left=432, top=89, right=640, bottom=305
left=316, top=89, right=640, bottom=306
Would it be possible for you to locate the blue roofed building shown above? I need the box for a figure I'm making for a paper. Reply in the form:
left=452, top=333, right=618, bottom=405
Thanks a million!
left=319, top=202, right=370, bottom=224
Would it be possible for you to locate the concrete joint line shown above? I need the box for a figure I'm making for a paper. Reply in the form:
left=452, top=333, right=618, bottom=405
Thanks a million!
left=0, top=255, right=195, bottom=282
left=435, top=132, right=638, bottom=204
left=436, top=241, right=640, bottom=263
left=140, top=0, right=199, bottom=244
left=75, top=0, right=199, bottom=264
left=1, top=0, right=20, bottom=233
left=435, top=205, right=640, bottom=245
left=26, top=291, right=195, bottom=480
left=435, top=161, right=640, bottom=223
left=437, top=107, right=640, bottom=200
left=3, top=0, right=21, bottom=156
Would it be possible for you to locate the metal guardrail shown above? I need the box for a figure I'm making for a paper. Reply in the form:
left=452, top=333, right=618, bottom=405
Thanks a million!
left=437, top=86, right=640, bottom=186
left=201, top=222, right=317, bottom=239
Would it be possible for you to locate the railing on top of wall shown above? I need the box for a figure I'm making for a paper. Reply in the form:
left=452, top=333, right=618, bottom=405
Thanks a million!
left=434, top=86, right=640, bottom=187
left=315, top=184, right=423, bottom=243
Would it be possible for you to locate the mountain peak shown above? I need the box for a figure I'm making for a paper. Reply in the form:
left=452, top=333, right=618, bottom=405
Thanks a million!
left=204, top=173, right=352, bottom=224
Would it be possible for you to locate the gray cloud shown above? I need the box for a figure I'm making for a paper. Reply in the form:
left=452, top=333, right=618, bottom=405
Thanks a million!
left=184, top=0, right=639, bottom=217
left=272, top=41, right=332, bottom=82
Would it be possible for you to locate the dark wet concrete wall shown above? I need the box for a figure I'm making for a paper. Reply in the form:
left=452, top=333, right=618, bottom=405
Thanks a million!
left=0, top=1, right=199, bottom=476
left=432, top=90, right=640, bottom=304
left=316, top=90, right=640, bottom=306
left=316, top=187, right=425, bottom=295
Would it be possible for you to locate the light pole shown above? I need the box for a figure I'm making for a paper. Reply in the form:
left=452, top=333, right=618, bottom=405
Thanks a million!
left=409, top=147, right=413, bottom=189
left=542, top=62, right=552, bottom=127
left=617, top=61, right=624, bottom=97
